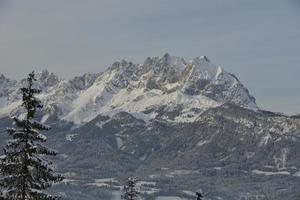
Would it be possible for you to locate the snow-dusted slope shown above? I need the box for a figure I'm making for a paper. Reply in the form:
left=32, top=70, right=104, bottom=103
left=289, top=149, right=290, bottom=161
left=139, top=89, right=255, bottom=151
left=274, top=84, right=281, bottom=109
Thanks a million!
left=0, top=54, right=258, bottom=124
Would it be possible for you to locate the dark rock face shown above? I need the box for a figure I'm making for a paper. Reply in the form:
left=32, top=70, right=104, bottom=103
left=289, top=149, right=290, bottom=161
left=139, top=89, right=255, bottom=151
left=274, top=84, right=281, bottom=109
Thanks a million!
left=1, top=103, right=298, bottom=200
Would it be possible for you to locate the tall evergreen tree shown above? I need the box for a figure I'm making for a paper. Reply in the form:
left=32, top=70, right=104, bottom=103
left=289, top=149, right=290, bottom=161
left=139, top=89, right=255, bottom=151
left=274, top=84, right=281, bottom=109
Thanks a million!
left=0, top=72, right=63, bottom=200
left=196, top=191, right=204, bottom=200
left=122, top=177, right=139, bottom=200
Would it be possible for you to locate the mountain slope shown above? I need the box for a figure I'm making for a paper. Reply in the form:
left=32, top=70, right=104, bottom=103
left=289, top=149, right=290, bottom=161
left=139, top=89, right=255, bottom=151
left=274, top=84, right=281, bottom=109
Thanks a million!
left=0, top=54, right=257, bottom=125
left=0, top=54, right=299, bottom=200
left=44, top=103, right=299, bottom=200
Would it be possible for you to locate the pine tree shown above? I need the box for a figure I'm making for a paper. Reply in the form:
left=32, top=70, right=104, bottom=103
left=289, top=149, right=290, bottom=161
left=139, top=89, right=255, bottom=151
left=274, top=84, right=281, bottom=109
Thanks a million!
left=122, top=177, right=139, bottom=200
left=196, top=191, right=204, bottom=200
left=0, top=72, right=63, bottom=200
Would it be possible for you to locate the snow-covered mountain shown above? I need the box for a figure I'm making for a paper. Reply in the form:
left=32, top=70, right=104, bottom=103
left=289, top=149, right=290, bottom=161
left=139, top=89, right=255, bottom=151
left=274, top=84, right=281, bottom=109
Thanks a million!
left=0, top=54, right=299, bottom=200
left=0, top=54, right=257, bottom=124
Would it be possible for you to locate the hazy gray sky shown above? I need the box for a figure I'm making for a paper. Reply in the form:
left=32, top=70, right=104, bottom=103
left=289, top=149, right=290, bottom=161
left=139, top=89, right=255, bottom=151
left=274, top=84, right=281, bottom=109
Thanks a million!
left=0, top=0, right=299, bottom=114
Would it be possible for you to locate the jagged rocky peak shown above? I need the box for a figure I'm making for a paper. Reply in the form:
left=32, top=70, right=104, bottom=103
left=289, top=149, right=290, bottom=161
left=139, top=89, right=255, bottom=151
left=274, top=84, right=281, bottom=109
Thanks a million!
left=103, top=54, right=228, bottom=89
left=103, top=60, right=138, bottom=89
left=0, top=74, right=16, bottom=97
left=106, top=53, right=186, bottom=79
left=0, top=74, right=7, bottom=82
left=0, top=74, right=13, bottom=87
left=18, top=70, right=61, bottom=90
left=37, top=70, right=59, bottom=85
left=107, top=60, right=136, bottom=74
left=69, top=72, right=100, bottom=90
left=0, top=54, right=259, bottom=124
left=193, top=55, right=210, bottom=63
left=142, top=53, right=187, bottom=85
left=187, top=56, right=223, bottom=80
left=159, top=53, right=186, bottom=69
left=141, top=53, right=186, bottom=73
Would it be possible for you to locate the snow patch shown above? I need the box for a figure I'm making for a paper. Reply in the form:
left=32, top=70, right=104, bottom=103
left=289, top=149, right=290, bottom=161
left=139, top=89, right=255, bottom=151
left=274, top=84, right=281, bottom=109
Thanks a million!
left=116, top=137, right=124, bottom=149
left=293, top=170, right=300, bottom=177
left=40, top=114, right=49, bottom=123
left=197, top=140, right=209, bottom=147
left=86, top=182, right=110, bottom=188
left=60, top=154, right=68, bottom=158
left=96, top=118, right=112, bottom=128
left=167, top=170, right=199, bottom=177
left=182, top=190, right=196, bottom=196
left=259, top=134, right=272, bottom=147
left=156, top=197, right=187, bottom=200
left=252, top=169, right=290, bottom=176
left=65, top=134, right=77, bottom=141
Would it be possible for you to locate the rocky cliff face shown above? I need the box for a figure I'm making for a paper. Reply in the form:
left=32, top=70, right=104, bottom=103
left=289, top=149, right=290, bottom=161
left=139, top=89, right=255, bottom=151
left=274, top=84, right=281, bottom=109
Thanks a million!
left=0, top=54, right=257, bottom=124
left=0, top=54, right=299, bottom=200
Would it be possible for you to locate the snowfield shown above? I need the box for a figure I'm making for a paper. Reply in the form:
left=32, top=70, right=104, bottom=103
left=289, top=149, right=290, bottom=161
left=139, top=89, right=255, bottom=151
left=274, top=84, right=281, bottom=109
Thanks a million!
left=0, top=54, right=258, bottom=126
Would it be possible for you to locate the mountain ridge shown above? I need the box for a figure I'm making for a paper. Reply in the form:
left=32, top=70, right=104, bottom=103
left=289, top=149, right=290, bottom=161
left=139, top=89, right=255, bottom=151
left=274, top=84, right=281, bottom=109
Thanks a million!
left=0, top=54, right=258, bottom=125
left=0, top=55, right=300, bottom=199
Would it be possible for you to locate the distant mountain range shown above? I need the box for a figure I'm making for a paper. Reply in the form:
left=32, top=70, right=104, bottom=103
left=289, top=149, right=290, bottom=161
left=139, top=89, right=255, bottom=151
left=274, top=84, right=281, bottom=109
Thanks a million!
left=0, top=54, right=299, bottom=200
